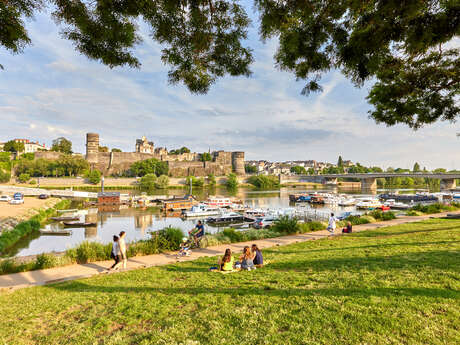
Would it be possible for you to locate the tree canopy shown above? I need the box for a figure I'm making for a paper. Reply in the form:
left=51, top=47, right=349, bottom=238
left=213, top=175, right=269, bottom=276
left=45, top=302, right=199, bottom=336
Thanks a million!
left=51, top=137, right=72, bottom=154
left=2, top=1, right=459, bottom=127
left=3, top=140, right=24, bottom=153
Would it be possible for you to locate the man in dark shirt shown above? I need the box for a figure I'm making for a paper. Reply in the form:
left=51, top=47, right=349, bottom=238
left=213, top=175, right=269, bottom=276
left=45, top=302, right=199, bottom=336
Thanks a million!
left=189, top=220, right=205, bottom=246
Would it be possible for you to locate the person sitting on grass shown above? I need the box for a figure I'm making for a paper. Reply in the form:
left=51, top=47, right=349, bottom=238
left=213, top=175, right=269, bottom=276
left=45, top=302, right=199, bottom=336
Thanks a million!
left=188, top=220, right=205, bottom=247
left=251, top=244, right=263, bottom=267
left=218, top=248, right=234, bottom=271
left=240, top=246, right=255, bottom=271
left=342, top=222, right=352, bottom=234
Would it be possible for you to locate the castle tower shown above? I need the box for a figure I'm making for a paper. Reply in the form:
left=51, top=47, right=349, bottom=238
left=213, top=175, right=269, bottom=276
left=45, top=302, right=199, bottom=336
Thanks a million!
left=232, top=152, right=245, bottom=175
left=86, top=133, right=99, bottom=167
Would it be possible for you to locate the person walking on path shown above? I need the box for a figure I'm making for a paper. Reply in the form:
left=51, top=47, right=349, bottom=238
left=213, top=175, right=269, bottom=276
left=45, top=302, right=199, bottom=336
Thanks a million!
left=109, top=235, right=121, bottom=271
left=327, top=213, right=337, bottom=236
left=119, top=231, right=127, bottom=269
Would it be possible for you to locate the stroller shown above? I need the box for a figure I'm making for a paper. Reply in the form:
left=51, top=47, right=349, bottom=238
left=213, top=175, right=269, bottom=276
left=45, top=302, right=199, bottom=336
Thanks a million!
left=176, top=237, right=192, bottom=258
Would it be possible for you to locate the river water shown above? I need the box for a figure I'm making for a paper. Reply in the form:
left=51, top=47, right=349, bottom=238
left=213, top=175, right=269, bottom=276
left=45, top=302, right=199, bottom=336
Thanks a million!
left=5, top=187, right=415, bottom=257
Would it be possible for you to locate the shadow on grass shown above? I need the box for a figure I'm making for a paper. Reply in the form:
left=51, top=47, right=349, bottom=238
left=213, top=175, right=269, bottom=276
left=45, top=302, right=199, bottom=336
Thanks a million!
left=262, top=240, right=460, bottom=255
left=354, top=225, right=460, bottom=238
left=47, top=281, right=460, bottom=300
left=268, top=249, right=460, bottom=273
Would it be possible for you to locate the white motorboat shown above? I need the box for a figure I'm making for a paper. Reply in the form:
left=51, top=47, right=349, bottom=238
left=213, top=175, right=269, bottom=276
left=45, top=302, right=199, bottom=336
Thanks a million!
left=356, top=198, right=383, bottom=210
left=204, top=197, right=234, bottom=208
left=383, top=199, right=411, bottom=210
left=183, top=204, right=223, bottom=217
left=338, top=198, right=357, bottom=206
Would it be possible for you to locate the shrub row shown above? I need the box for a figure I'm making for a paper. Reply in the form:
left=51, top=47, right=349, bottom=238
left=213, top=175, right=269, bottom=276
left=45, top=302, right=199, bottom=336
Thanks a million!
left=409, top=202, right=460, bottom=215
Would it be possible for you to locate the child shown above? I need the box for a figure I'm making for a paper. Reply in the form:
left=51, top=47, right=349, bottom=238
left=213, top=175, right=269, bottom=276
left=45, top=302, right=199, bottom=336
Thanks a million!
left=109, top=235, right=121, bottom=270
left=177, top=237, right=192, bottom=258
left=327, top=213, right=337, bottom=235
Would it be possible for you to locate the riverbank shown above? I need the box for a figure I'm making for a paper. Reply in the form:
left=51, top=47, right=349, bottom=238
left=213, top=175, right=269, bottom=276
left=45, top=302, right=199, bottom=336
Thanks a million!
left=1, top=209, right=458, bottom=290
left=0, top=217, right=458, bottom=344
left=0, top=199, right=71, bottom=254
left=0, top=197, right=62, bottom=231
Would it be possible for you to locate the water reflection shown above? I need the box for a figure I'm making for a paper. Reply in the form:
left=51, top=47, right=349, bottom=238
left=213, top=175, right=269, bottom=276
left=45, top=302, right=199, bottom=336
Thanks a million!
left=5, top=186, right=421, bottom=258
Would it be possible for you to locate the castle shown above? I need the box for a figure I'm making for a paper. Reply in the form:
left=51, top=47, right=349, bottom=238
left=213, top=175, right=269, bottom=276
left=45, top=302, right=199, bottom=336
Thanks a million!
left=84, top=133, right=245, bottom=177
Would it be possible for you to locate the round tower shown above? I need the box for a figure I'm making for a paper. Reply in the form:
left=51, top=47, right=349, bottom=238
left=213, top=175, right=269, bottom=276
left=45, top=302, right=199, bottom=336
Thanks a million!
left=232, top=152, right=245, bottom=175
left=86, top=133, right=99, bottom=166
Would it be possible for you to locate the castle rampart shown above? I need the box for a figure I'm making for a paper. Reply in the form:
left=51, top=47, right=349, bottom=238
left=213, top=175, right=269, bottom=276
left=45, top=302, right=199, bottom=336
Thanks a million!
left=36, top=133, right=245, bottom=177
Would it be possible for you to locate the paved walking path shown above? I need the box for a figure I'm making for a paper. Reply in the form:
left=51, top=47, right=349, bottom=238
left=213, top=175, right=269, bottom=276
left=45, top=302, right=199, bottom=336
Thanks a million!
left=1, top=211, right=458, bottom=291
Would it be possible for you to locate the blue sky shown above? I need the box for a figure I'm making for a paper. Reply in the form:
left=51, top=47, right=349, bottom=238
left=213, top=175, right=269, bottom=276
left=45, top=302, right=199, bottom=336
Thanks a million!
left=0, top=3, right=459, bottom=170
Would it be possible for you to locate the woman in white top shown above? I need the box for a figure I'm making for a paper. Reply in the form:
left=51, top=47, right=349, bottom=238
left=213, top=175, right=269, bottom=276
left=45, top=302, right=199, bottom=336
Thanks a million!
left=119, top=231, right=127, bottom=269
left=327, top=213, right=337, bottom=235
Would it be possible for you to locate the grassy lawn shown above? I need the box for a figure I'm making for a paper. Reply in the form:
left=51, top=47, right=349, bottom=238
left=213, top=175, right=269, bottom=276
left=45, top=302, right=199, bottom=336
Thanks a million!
left=1, top=219, right=459, bottom=344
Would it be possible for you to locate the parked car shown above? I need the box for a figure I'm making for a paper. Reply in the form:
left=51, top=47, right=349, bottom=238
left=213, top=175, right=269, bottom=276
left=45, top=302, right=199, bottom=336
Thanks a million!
left=13, top=192, right=23, bottom=200
left=253, top=216, right=276, bottom=229
left=9, top=192, right=24, bottom=204
left=38, top=194, right=49, bottom=199
left=0, top=195, right=11, bottom=202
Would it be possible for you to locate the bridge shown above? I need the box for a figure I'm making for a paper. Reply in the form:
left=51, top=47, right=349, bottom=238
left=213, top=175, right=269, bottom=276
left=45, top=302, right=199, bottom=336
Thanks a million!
left=280, top=173, right=460, bottom=192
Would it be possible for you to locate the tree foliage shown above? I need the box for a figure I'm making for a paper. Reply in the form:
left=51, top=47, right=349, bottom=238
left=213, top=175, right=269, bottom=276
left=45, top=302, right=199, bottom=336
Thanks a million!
left=2, top=1, right=458, bottom=127
left=169, top=147, right=191, bottom=155
left=51, top=137, right=72, bottom=154
left=3, top=140, right=24, bottom=153
left=225, top=172, right=238, bottom=189
left=14, top=155, right=89, bottom=177
left=290, top=166, right=307, bottom=175
left=200, top=152, right=212, bottom=162
left=245, top=164, right=257, bottom=174
left=129, top=158, right=168, bottom=177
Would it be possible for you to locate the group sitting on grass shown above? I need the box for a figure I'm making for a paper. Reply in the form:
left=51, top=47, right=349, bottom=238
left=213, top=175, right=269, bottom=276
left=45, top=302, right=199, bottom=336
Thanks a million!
left=217, top=244, right=264, bottom=272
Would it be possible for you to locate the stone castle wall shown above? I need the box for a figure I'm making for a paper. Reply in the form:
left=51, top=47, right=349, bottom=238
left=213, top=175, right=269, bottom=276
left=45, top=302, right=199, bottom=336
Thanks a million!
left=35, top=133, right=245, bottom=178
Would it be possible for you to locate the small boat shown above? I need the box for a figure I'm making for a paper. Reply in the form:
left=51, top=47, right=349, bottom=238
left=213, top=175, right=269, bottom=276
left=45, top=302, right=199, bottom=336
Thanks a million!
left=57, top=209, right=79, bottom=213
left=244, top=208, right=267, bottom=218
left=63, top=221, right=97, bottom=227
left=384, top=199, right=411, bottom=210
left=338, top=198, right=357, bottom=206
left=51, top=216, right=80, bottom=221
left=204, top=197, right=237, bottom=208
left=183, top=204, right=223, bottom=217
left=39, top=229, right=71, bottom=235
left=356, top=198, right=383, bottom=210
left=206, top=212, right=254, bottom=225
left=310, top=195, right=325, bottom=204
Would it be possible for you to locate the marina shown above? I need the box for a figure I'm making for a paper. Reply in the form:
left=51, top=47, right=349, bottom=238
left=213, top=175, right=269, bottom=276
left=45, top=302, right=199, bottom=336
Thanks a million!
left=2, top=187, right=456, bottom=258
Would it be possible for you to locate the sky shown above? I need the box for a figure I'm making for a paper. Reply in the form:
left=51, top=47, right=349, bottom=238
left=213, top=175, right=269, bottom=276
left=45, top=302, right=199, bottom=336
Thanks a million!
left=0, top=3, right=459, bottom=170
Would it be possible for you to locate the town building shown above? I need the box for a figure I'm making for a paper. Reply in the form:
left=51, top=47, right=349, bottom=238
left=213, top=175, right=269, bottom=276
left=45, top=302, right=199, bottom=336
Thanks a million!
left=0, top=139, right=49, bottom=153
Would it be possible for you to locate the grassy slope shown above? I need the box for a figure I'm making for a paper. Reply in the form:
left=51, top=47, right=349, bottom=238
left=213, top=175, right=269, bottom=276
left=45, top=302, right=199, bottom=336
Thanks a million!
left=0, top=219, right=459, bottom=345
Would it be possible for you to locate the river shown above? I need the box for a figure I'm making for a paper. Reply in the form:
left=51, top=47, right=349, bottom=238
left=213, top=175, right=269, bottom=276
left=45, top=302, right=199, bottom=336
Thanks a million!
left=4, top=187, right=421, bottom=257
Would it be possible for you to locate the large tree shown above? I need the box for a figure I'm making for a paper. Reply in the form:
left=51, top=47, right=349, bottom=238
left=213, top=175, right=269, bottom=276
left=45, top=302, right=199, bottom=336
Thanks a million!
left=51, top=137, right=72, bottom=154
left=3, top=140, right=24, bottom=153
left=2, top=1, right=459, bottom=127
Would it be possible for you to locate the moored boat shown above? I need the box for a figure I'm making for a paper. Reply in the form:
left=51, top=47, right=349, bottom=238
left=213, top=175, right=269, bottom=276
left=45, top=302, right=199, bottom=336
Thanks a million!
left=356, top=198, right=383, bottom=210
left=63, top=221, right=97, bottom=227
left=183, top=204, right=223, bottom=217
left=39, top=229, right=72, bottom=235
left=51, top=216, right=80, bottom=221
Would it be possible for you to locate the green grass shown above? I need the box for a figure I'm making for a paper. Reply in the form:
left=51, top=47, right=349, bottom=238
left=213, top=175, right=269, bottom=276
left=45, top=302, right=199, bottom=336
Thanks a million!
left=0, top=218, right=459, bottom=344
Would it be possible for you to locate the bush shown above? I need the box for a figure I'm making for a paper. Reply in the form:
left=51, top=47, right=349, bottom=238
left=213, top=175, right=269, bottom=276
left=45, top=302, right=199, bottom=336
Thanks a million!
left=155, top=175, right=169, bottom=189
left=298, top=221, right=326, bottom=233
left=18, top=173, right=30, bottom=183
left=406, top=210, right=424, bottom=216
left=74, top=241, right=111, bottom=264
left=247, top=175, right=280, bottom=189
left=411, top=203, right=456, bottom=214
left=226, top=173, right=238, bottom=189
left=207, top=174, right=216, bottom=187
left=34, top=253, right=58, bottom=269
left=157, top=227, right=183, bottom=250
left=360, top=215, right=376, bottom=223
left=272, top=216, right=299, bottom=234
left=345, top=215, right=370, bottom=225
left=139, top=173, right=157, bottom=190
left=87, top=170, right=101, bottom=185
left=222, top=228, right=244, bottom=242
left=29, top=179, right=37, bottom=185
left=367, top=210, right=396, bottom=221
left=186, top=176, right=204, bottom=187
left=0, top=170, right=10, bottom=183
